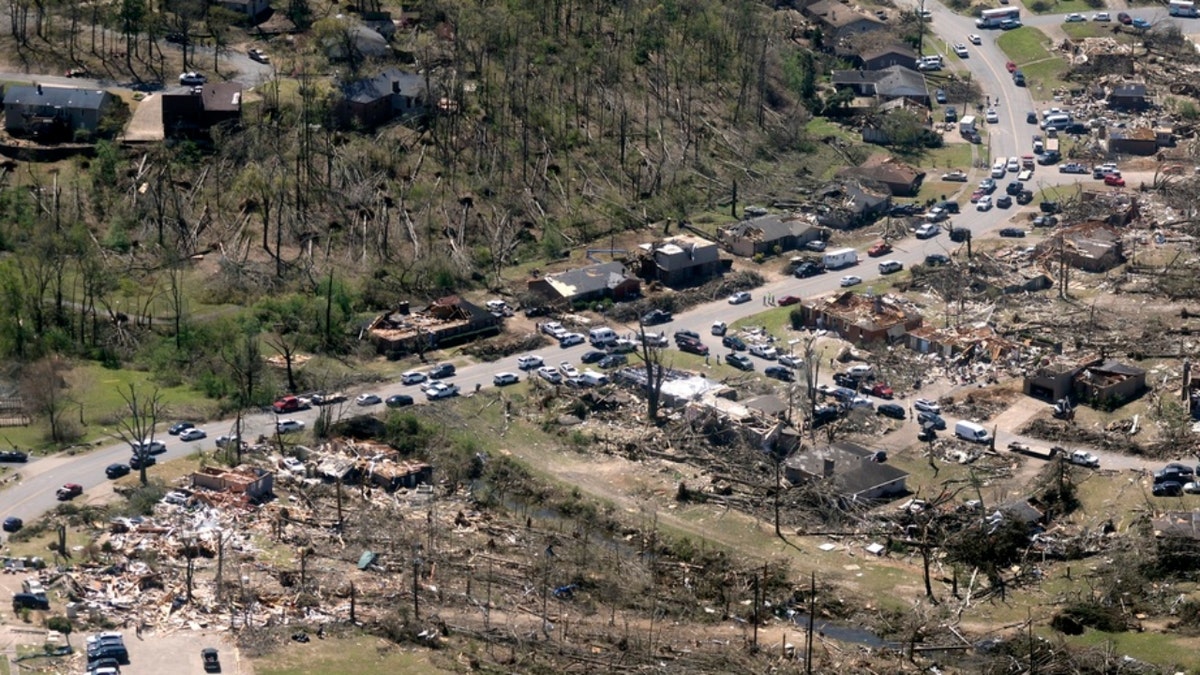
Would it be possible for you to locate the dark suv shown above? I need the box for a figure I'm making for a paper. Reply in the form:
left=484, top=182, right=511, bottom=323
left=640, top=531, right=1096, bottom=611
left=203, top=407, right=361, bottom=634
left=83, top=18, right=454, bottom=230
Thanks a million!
left=12, top=592, right=48, bottom=610
left=428, top=363, right=456, bottom=379
left=105, top=463, right=131, bottom=479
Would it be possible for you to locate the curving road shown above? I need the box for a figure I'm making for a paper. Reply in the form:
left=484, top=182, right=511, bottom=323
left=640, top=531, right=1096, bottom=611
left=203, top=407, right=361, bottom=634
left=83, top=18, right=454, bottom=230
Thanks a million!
left=0, top=6, right=1175, bottom=526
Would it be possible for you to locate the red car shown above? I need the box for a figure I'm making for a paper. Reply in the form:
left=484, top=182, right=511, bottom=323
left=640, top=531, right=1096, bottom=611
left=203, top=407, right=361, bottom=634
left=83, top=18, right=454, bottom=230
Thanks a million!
left=867, top=241, right=893, bottom=257
left=1117, top=12, right=1131, bottom=24
left=870, top=383, right=895, bottom=399
left=970, top=190, right=984, bottom=203
left=1005, top=61, right=1017, bottom=73
left=778, top=295, right=801, bottom=306
left=56, top=483, right=83, bottom=500
left=1104, top=174, right=1126, bottom=187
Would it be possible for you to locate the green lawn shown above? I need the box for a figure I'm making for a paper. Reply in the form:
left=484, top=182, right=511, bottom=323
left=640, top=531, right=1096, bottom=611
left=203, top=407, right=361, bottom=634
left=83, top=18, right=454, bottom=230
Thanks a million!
left=7, top=362, right=220, bottom=453
left=922, top=142, right=973, bottom=171
left=255, top=634, right=452, bottom=675
left=996, top=26, right=1054, bottom=64
left=1021, top=58, right=1072, bottom=97
left=1024, top=0, right=1094, bottom=14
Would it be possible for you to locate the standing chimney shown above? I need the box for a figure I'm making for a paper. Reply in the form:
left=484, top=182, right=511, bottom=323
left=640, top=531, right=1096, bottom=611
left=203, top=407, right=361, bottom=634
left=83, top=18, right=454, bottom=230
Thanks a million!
left=392, top=80, right=400, bottom=94
left=36, top=83, right=42, bottom=95
left=822, top=459, right=835, bottom=478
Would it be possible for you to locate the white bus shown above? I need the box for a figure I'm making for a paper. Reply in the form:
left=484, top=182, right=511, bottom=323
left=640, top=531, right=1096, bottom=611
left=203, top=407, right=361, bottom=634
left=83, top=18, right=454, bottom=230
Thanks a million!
left=976, top=7, right=1020, bottom=28
left=1170, top=0, right=1198, bottom=17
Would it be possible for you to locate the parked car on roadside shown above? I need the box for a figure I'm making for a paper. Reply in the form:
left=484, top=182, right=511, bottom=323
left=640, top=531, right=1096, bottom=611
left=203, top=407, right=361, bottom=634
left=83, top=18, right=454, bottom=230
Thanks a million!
left=727, top=353, right=754, bottom=371
left=877, top=403, right=905, bottom=420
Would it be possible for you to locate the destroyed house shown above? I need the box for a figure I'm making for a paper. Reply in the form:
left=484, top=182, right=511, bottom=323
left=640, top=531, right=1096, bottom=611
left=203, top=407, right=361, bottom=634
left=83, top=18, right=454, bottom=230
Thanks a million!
left=368, top=461, right=433, bottom=491
left=1023, top=355, right=1145, bottom=407
left=526, top=261, right=641, bottom=307
left=1106, top=126, right=1157, bottom=156
left=1074, top=359, right=1146, bottom=407
left=3, top=83, right=113, bottom=140
left=1079, top=190, right=1138, bottom=226
left=837, top=155, right=925, bottom=197
left=798, top=292, right=922, bottom=344
left=784, top=441, right=907, bottom=501
left=190, top=466, right=273, bottom=502
left=1108, top=83, right=1148, bottom=110
left=161, top=82, right=243, bottom=137
left=905, top=324, right=1021, bottom=363
left=1152, top=511, right=1200, bottom=539
left=637, top=235, right=726, bottom=287
left=1041, top=222, right=1124, bottom=272
left=814, top=180, right=891, bottom=229
left=718, top=214, right=822, bottom=258
left=367, top=295, right=500, bottom=357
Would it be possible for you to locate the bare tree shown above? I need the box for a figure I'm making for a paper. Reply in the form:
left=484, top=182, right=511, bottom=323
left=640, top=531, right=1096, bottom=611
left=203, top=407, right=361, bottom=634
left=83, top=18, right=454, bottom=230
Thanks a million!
left=635, top=321, right=668, bottom=424
left=20, top=357, right=75, bottom=444
left=113, top=384, right=164, bottom=486
left=224, top=333, right=263, bottom=466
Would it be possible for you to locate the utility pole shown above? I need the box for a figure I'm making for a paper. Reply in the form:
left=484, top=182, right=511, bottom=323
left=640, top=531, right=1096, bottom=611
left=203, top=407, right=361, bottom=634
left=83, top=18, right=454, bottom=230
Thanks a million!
left=752, top=569, right=760, bottom=651
left=412, top=545, right=421, bottom=620
left=806, top=572, right=815, bottom=674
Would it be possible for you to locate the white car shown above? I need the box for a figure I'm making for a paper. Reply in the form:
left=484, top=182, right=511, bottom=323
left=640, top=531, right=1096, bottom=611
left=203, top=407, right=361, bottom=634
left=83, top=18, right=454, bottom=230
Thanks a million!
left=915, top=223, right=940, bottom=239
left=179, top=71, right=206, bottom=85
left=537, top=366, right=563, bottom=384
left=559, top=362, right=581, bottom=378
left=749, top=343, right=779, bottom=360
left=847, top=364, right=873, bottom=377
left=517, top=355, right=544, bottom=370
left=728, top=291, right=752, bottom=304
left=493, top=372, right=520, bottom=386
left=848, top=396, right=874, bottom=410
left=1093, top=12, right=1110, bottom=21
left=247, top=47, right=270, bottom=63
left=281, top=457, right=305, bottom=475
left=401, top=371, right=427, bottom=385
left=878, top=260, right=903, bottom=275
left=840, top=275, right=862, bottom=287
left=952, top=43, right=968, bottom=57
left=968, top=33, right=982, bottom=45
left=1064, top=13, right=1085, bottom=22
left=541, top=321, right=567, bottom=338
left=711, top=321, right=727, bottom=336
left=913, top=398, right=941, bottom=414
left=778, top=355, right=802, bottom=369
left=276, top=419, right=305, bottom=433
left=133, top=439, right=167, bottom=455
left=986, top=109, right=999, bottom=124
left=424, top=382, right=460, bottom=400
left=1183, top=482, right=1200, bottom=494
left=162, top=490, right=191, bottom=506
left=976, top=196, right=993, bottom=211
left=179, top=428, right=206, bottom=442
left=558, top=333, right=585, bottom=347
left=356, top=394, right=381, bottom=406
left=1006, top=157, right=1020, bottom=173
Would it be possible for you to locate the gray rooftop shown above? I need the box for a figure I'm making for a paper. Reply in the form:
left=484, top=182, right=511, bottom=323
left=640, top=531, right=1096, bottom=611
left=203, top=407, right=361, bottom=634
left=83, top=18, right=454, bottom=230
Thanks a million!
left=343, top=68, right=425, bottom=105
left=4, top=84, right=109, bottom=111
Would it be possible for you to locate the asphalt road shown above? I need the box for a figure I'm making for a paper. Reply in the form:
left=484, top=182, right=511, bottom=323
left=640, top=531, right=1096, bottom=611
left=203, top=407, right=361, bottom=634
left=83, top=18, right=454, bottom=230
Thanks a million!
left=0, top=7, right=1175, bottom=526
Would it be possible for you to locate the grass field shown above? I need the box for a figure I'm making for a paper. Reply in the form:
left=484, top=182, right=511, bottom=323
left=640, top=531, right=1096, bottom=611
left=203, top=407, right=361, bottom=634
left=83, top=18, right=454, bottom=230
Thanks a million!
left=1025, top=0, right=1093, bottom=14
left=254, top=634, right=453, bottom=675
left=1021, top=58, right=1072, bottom=97
left=5, top=362, right=220, bottom=453
left=996, top=26, right=1054, bottom=64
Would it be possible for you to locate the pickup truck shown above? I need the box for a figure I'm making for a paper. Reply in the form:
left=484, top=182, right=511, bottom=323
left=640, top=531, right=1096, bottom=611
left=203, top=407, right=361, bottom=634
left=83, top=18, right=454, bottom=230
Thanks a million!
left=56, top=483, right=83, bottom=500
left=271, top=395, right=310, bottom=414
left=1007, top=442, right=1059, bottom=460
left=1068, top=449, right=1100, bottom=468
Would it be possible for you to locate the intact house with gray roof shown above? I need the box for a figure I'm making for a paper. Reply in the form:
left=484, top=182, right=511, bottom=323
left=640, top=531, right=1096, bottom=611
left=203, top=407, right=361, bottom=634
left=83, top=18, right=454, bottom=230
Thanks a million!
left=804, top=0, right=888, bottom=42
left=831, top=66, right=929, bottom=106
left=3, top=83, right=114, bottom=141
left=784, top=441, right=908, bottom=503
left=527, top=261, right=642, bottom=307
left=335, top=69, right=428, bottom=129
left=718, top=214, right=823, bottom=258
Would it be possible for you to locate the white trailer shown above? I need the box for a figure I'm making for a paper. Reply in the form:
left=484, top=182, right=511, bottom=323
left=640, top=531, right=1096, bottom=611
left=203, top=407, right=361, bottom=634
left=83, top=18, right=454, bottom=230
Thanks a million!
left=823, top=248, right=859, bottom=270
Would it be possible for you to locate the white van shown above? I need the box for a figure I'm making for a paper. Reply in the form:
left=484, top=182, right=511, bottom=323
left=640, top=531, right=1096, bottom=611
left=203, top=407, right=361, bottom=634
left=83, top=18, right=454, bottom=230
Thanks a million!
left=991, top=158, right=1007, bottom=178
left=1006, top=157, right=1020, bottom=173
left=588, top=326, right=617, bottom=347
left=581, top=370, right=609, bottom=387
left=954, top=420, right=991, bottom=444
left=1041, top=114, right=1071, bottom=131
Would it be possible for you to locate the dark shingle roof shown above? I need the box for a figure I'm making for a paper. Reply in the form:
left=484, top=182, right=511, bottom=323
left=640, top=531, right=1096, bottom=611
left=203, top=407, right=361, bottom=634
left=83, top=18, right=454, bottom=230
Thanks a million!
left=342, top=69, right=425, bottom=105
left=546, top=261, right=632, bottom=297
left=725, top=215, right=815, bottom=241
left=3, top=85, right=109, bottom=111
